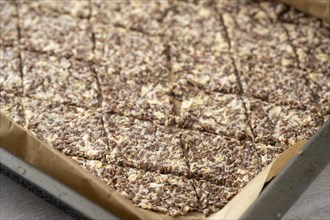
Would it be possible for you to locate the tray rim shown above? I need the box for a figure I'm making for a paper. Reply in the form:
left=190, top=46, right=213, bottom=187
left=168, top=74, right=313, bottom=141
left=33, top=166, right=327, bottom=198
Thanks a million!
left=241, top=119, right=330, bottom=219
left=0, top=147, right=118, bottom=220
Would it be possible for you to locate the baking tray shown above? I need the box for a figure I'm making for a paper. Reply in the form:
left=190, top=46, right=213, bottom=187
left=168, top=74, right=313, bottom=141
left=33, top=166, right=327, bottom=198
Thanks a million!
left=242, top=118, right=330, bottom=219
left=1, top=118, right=329, bottom=220
left=0, top=147, right=118, bottom=220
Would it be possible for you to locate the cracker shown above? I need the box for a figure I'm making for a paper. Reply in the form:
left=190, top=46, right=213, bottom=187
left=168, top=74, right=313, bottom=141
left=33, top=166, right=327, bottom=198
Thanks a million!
left=306, top=72, right=330, bottom=119
left=0, top=46, right=21, bottom=94
left=22, top=51, right=99, bottom=107
left=102, top=114, right=189, bottom=176
left=97, top=64, right=174, bottom=125
left=0, top=1, right=18, bottom=46
left=180, top=130, right=260, bottom=187
left=91, top=0, right=170, bottom=35
left=236, top=57, right=316, bottom=110
left=93, top=27, right=168, bottom=83
left=285, top=23, right=330, bottom=73
left=163, top=2, right=229, bottom=58
left=93, top=28, right=174, bottom=125
left=19, top=0, right=90, bottom=18
left=100, top=80, right=174, bottom=125
left=254, top=142, right=283, bottom=167
left=259, top=0, right=330, bottom=72
left=176, top=92, right=253, bottom=141
left=180, top=0, right=215, bottom=6
left=172, top=53, right=240, bottom=97
left=19, top=4, right=93, bottom=59
left=22, top=98, right=108, bottom=160
left=222, top=3, right=296, bottom=67
left=244, top=97, right=324, bottom=147
left=192, top=179, right=238, bottom=215
left=217, top=0, right=270, bottom=22
left=71, top=157, right=199, bottom=216
left=0, top=91, right=25, bottom=126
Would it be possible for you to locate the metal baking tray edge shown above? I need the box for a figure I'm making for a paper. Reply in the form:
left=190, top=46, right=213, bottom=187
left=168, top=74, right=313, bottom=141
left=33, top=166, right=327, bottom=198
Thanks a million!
left=0, top=147, right=118, bottom=220
left=241, top=118, right=330, bottom=219
left=1, top=119, right=329, bottom=220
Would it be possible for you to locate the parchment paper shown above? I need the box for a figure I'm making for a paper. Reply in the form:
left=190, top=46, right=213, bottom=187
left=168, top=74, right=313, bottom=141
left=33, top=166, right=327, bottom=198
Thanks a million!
left=279, top=0, right=330, bottom=23
left=0, top=113, right=307, bottom=220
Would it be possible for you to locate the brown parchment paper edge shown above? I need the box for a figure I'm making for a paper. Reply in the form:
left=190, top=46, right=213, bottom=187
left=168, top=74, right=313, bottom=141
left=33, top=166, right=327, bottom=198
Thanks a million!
left=278, top=0, right=330, bottom=23
left=0, top=113, right=307, bottom=220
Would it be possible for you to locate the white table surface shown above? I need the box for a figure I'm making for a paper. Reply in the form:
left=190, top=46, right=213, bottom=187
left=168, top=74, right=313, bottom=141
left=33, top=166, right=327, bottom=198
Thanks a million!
left=1, top=164, right=329, bottom=220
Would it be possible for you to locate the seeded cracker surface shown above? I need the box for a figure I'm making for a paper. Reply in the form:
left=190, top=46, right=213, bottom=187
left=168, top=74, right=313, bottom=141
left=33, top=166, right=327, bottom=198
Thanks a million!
left=71, top=157, right=199, bottom=216
left=176, top=92, right=253, bottom=140
left=102, top=113, right=189, bottom=176
left=0, top=0, right=329, bottom=217
left=235, top=57, right=316, bottom=109
left=19, top=1, right=93, bottom=60
left=22, top=51, right=99, bottom=107
left=0, top=1, right=17, bottom=46
left=0, top=46, right=21, bottom=94
left=22, top=98, right=109, bottom=160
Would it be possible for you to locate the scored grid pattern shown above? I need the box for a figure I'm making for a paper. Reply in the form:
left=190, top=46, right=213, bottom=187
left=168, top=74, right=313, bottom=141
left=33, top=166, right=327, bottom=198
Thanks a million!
left=0, top=0, right=329, bottom=217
